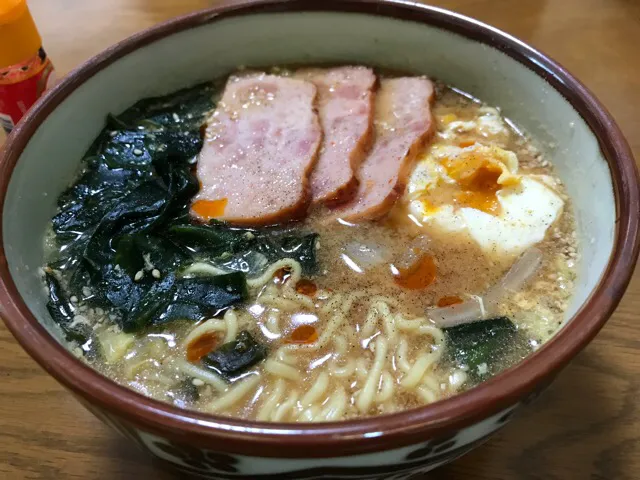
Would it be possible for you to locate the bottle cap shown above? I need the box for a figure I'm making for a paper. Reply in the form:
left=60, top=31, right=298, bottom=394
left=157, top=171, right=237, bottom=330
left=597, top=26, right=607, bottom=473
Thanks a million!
left=0, top=0, right=42, bottom=68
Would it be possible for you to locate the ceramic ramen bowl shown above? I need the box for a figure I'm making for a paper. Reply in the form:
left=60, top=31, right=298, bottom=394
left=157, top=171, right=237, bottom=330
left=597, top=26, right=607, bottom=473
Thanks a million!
left=1, top=1, right=638, bottom=478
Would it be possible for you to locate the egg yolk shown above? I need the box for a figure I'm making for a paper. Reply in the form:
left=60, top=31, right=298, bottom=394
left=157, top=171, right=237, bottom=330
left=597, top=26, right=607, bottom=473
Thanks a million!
left=192, top=198, right=228, bottom=220
left=442, top=157, right=504, bottom=215
left=393, top=254, right=437, bottom=290
left=454, top=163, right=503, bottom=215
left=419, top=198, right=440, bottom=215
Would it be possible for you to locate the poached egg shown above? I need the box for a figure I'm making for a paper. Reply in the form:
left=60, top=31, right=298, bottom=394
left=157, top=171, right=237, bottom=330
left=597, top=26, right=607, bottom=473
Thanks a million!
left=406, top=142, right=564, bottom=260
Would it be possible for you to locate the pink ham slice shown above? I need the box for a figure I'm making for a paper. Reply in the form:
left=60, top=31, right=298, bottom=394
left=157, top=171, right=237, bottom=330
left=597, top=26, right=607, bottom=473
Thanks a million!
left=295, top=66, right=376, bottom=207
left=335, top=77, right=435, bottom=222
left=192, top=74, right=322, bottom=226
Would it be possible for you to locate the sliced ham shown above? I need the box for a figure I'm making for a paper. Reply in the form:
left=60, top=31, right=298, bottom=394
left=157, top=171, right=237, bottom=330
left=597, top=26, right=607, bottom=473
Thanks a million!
left=295, top=66, right=376, bottom=207
left=335, top=77, right=435, bottom=222
left=192, top=74, right=322, bottom=226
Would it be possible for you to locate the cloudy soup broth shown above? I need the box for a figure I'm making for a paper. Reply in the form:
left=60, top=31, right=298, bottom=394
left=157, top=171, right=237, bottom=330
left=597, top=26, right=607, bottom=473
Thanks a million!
left=43, top=67, right=578, bottom=422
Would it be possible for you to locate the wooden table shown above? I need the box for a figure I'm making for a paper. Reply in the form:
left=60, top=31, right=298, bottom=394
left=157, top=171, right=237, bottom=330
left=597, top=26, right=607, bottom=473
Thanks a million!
left=1, top=1, right=638, bottom=478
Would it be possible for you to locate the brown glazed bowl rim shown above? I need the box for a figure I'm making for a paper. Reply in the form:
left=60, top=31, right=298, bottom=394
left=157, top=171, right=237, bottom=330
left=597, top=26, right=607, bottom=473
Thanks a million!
left=1, top=0, right=638, bottom=458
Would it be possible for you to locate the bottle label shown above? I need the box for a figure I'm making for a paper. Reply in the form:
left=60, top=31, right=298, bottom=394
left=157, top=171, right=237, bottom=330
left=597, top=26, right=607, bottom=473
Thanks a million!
left=0, top=47, right=55, bottom=134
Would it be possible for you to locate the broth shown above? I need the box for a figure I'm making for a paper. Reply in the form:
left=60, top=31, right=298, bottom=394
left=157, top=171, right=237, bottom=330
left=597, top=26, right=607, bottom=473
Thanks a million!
left=42, top=73, right=577, bottom=422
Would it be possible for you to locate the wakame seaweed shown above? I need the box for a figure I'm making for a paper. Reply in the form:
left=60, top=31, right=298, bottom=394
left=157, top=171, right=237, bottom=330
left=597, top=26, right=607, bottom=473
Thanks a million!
left=45, top=82, right=320, bottom=338
left=44, top=271, right=92, bottom=345
left=202, top=331, right=267, bottom=381
left=443, top=317, right=532, bottom=383
left=167, top=223, right=319, bottom=275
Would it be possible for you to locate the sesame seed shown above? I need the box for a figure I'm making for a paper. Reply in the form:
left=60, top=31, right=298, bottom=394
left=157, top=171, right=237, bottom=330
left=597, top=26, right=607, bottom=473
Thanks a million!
left=95, top=307, right=104, bottom=316
left=70, top=295, right=78, bottom=303
left=152, top=269, right=161, bottom=279
left=134, top=270, right=144, bottom=282
left=82, top=286, right=92, bottom=297
left=132, top=148, right=144, bottom=156
left=192, top=379, right=205, bottom=387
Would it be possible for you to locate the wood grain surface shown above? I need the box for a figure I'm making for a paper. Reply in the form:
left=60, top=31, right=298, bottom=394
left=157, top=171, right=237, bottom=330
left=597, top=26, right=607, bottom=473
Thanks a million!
left=1, top=1, right=639, bottom=479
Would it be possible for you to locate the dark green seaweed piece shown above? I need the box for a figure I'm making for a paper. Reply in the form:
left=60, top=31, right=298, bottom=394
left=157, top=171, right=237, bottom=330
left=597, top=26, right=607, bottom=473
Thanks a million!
left=119, top=272, right=248, bottom=333
left=96, top=263, right=143, bottom=314
left=217, top=250, right=269, bottom=276
left=202, top=331, right=267, bottom=381
left=121, top=272, right=177, bottom=332
left=444, top=317, right=531, bottom=383
left=163, top=273, right=249, bottom=323
left=99, top=129, right=157, bottom=170
left=52, top=163, right=145, bottom=236
left=113, top=235, right=145, bottom=278
left=97, top=126, right=203, bottom=171
left=273, top=233, right=319, bottom=275
left=83, top=179, right=170, bottom=267
left=166, top=224, right=246, bottom=255
left=115, top=234, right=186, bottom=276
left=44, top=272, right=91, bottom=345
left=117, top=82, right=216, bottom=129
left=168, top=223, right=319, bottom=275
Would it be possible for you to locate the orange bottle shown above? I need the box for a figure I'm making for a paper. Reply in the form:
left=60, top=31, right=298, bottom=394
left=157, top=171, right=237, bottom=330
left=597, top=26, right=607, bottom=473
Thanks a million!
left=0, top=0, right=55, bottom=133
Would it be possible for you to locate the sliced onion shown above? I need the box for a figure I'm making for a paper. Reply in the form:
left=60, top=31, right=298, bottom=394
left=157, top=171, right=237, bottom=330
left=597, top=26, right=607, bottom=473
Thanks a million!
left=427, top=247, right=543, bottom=328
left=485, top=247, right=543, bottom=310
left=343, top=241, right=390, bottom=271
left=427, top=296, right=485, bottom=328
left=394, top=235, right=431, bottom=270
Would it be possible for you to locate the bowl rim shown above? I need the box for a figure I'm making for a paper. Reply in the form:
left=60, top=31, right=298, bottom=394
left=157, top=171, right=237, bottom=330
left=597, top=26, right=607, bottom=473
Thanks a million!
left=0, top=0, right=638, bottom=458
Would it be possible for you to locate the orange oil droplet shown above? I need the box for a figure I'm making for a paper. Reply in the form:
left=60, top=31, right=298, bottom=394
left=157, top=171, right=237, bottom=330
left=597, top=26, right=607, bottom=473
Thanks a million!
left=273, top=267, right=292, bottom=285
left=285, top=325, right=318, bottom=344
left=393, top=254, right=437, bottom=290
left=192, top=198, right=228, bottom=220
left=437, top=295, right=464, bottom=307
left=186, top=332, right=219, bottom=362
left=295, top=279, right=318, bottom=296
